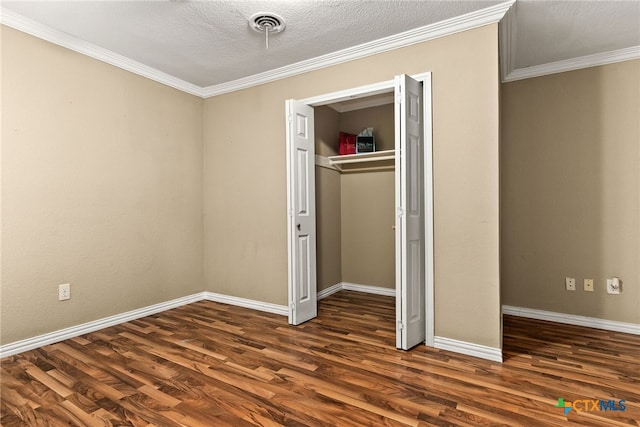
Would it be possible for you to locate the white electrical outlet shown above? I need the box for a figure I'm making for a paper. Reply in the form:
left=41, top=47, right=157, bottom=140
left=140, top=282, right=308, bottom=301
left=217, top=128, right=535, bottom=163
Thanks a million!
left=606, top=278, right=621, bottom=295
left=584, top=279, right=594, bottom=292
left=58, top=283, right=71, bottom=301
left=565, top=277, right=576, bottom=291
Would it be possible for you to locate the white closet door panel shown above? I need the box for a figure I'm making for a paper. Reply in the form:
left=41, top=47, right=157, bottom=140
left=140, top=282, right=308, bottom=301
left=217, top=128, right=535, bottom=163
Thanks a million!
left=286, top=100, right=317, bottom=325
left=395, top=74, right=426, bottom=350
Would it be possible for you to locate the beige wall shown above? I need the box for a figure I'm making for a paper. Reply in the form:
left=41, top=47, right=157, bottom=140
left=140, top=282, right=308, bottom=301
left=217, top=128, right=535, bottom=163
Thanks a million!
left=339, top=104, right=395, bottom=288
left=315, top=107, right=342, bottom=291
left=316, top=167, right=342, bottom=292
left=340, top=103, right=395, bottom=152
left=501, top=60, right=640, bottom=324
left=315, top=106, right=340, bottom=157
left=204, top=25, right=501, bottom=348
left=341, top=171, right=395, bottom=288
left=1, top=27, right=205, bottom=344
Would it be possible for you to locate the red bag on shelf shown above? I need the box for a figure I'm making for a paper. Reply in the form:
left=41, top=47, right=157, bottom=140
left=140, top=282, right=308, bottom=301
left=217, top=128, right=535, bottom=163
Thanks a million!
left=339, top=132, right=357, bottom=155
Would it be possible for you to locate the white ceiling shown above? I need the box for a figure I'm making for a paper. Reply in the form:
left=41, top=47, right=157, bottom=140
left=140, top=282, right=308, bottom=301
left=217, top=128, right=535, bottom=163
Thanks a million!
left=2, top=0, right=639, bottom=92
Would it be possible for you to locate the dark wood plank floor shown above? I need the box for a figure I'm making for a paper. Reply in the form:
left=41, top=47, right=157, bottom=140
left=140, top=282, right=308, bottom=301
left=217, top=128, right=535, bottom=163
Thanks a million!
left=2, top=291, right=639, bottom=426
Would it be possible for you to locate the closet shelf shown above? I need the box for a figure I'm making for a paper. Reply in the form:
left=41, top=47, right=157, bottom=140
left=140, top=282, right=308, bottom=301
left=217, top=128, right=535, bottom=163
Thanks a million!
left=328, top=150, right=395, bottom=167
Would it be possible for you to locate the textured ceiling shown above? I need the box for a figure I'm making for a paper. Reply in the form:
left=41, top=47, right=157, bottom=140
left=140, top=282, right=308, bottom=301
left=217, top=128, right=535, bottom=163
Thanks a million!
left=1, top=0, right=639, bottom=89
left=513, top=0, right=640, bottom=68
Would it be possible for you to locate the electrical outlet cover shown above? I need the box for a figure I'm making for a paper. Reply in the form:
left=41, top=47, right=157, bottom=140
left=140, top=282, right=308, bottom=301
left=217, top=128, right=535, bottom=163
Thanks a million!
left=565, top=277, right=576, bottom=291
left=58, top=283, right=71, bottom=301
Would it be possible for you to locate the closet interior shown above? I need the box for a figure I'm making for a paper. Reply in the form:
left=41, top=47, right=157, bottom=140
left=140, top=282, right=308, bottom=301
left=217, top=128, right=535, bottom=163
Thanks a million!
left=314, top=94, right=396, bottom=297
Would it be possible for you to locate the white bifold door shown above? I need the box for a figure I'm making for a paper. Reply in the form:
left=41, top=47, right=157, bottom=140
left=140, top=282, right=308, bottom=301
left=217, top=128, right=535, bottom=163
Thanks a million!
left=285, top=100, right=317, bottom=325
left=287, top=74, right=428, bottom=350
left=394, top=74, right=426, bottom=350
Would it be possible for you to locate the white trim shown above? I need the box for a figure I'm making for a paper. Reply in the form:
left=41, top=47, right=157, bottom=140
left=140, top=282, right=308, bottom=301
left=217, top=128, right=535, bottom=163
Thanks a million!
left=498, top=0, right=517, bottom=82
left=302, top=79, right=395, bottom=107
left=0, top=8, right=203, bottom=97
left=203, top=292, right=288, bottom=316
left=329, top=93, right=394, bottom=113
left=1, top=2, right=512, bottom=99
left=0, top=292, right=206, bottom=358
left=395, top=74, right=403, bottom=350
left=7, top=2, right=638, bottom=95
left=0, top=291, right=291, bottom=358
left=317, top=283, right=343, bottom=300
left=503, top=45, right=640, bottom=82
left=423, top=73, right=435, bottom=348
left=200, top=2, right=514, bottom=97
left=502, top=305, right=640, bottom=335
left=341, top=282, right=396, bottom=297
left=434, top=336, right=503, bottom=363
left=300, top=72, right=430, bottom=107
left=315, top=155, right=340, bottom=172
left=316, top=282, right=397, bottom=298
left=285, top=100, right=295, bottom=325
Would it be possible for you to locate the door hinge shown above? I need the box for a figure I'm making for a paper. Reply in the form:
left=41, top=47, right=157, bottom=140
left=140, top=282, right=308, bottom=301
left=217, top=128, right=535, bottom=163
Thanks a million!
left=397, top=207, right=405, bottom=217
left=289, top=302, right=295, bottom=311
left=397, top=320, right=404, bottom=331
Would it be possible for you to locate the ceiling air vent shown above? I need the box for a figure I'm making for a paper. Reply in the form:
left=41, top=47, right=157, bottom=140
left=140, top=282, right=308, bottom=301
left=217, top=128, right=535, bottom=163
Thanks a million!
left=249, top=12, right=286, bottom=49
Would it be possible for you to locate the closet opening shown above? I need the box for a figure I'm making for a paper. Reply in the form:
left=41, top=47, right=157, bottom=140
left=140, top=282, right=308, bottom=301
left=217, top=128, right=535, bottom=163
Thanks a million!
left=315, top=97, right=396, bottom=345
left=316, top=99, right=395, bottom=288
left=286, top=74, right=434, bottom=350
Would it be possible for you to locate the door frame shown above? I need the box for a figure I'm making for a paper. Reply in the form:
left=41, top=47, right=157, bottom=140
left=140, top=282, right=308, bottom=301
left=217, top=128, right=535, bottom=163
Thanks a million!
left=286, top=72, right=434, bottom=346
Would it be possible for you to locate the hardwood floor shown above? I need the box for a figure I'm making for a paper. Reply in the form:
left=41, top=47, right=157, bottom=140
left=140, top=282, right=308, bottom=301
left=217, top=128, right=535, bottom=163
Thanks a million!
left=2, top=291, right=639, bottom=426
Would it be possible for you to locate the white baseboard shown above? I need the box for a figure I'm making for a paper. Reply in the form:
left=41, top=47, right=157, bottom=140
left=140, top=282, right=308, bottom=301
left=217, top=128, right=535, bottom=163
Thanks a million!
left=341, top=282, right=396, bottom=297
left=0, top=291, right=291, bottom=358
left=502, top=305, right=640, bottom=335
left=203, top=292, right=288, bottom=316
left=0, top=292, right=207, bottom=358
left=0, top=284, right=401, bottom=358
left=434, top=336, right=503, bottom=363
left=317, top=283, right=343, bottom=300
left=317, top=282, right=396, bottom=299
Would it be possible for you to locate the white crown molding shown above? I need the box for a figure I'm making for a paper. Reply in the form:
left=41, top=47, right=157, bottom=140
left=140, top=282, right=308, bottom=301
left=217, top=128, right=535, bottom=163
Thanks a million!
left=498, top=0, right=517, bottom=82
left=434, top=336, right=503, bottom=363
left=5, top=2, right=638, bottom=96
left=0, top=8, right=204, bottom=97
left=503, top=305, right=640, bottom=335
left=1, top=3, right=513, bottom=99
left=201, top=1, right=515, bottom=98
left=503, top=45, right=640, bottom=82
left=203, top=292, right=288, bottom=316
left=0, top=292, right=207, bottom=358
